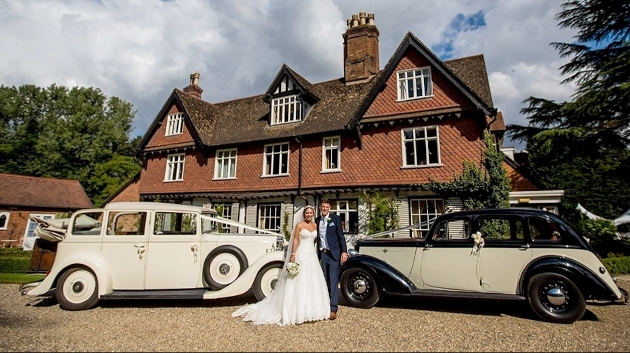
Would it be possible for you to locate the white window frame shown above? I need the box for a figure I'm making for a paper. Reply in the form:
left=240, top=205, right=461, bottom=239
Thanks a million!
left=262, top=142, right=289, bottom=177
left=258, top=204, right=281, bottom=233
left=401, top=126, right=441, bottom=167
left=0, top=211, right=9, bottom=230
left=165, top=113, right=184, bottom=136
left=397, top=67, right=433, bottom=101
left=214, top=148, right=237, bottom=179
left=165, top=153, right=185, bottom=182
left=322, top=136, right=341, bottom=172
left=24, top=213, right=55, bottom=238
left=271, top=95, right=302, bottom=125
left=329, top=199, right=358, bottom=233
left=409, top=199, right=444, bottom=238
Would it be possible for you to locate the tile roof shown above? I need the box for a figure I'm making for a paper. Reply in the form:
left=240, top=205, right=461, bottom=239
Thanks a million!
left=0, top=173, right=93, bottom=209
left=144, top=31, right=497, bottom=149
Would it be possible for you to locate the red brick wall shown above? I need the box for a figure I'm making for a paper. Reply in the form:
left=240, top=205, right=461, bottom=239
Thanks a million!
left=145, top=103, right=195, bottom=148
left=365, top=49, right=473, bottom=118
left=109, top=178, right=141, bottom=203
left=0, top=208, right=61, bottom=248
left=138, top=115, right=486, bottom=194
left=504, top=162, right=539, bottom=191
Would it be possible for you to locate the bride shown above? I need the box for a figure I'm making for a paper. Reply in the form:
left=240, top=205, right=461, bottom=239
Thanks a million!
left=232, top=205, right=330, bottom=325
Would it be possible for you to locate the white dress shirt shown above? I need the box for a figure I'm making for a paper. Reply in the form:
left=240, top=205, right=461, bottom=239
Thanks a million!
left=319, top=216, right=329, bottom=251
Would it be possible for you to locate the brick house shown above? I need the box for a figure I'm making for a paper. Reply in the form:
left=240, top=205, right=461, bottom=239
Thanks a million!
left=0, top=173, right=93, bottom=249
left=128, top=11, right=562, bottom=238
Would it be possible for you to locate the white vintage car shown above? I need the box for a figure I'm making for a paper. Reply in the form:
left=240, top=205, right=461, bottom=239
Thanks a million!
left=20, top=202, right=286, bottom=310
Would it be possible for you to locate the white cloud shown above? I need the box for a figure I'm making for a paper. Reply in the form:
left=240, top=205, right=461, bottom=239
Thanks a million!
left=0, top=0, right=580, bottom=151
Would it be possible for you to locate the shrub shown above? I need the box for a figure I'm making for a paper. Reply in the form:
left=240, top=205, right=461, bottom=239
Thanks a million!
left=601, top=256, right=630, bottom=275
left=576, top=218, right=630, bottom=257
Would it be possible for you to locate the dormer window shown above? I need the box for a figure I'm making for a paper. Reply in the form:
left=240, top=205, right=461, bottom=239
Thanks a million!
left=165, top=113, right=184, bottom=136
left=397, top=67, right=433, bottom=101
left=271, top=95, right=302, bottom=125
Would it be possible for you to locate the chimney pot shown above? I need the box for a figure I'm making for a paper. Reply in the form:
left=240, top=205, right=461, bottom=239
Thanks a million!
left=359, top=12, right=366, bottom=25
left=367, top=12, right=375, bottom=26
left=183, top=72, right=203, bottom=99
left=346, top=18, right=351, bottom=29
left=351, top=13, right=359, bottom=27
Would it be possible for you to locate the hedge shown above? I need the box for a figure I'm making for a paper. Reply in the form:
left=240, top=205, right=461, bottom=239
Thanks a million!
left=0, top=257, right=30, bottom=273
left=602, top=257, right=630, bottom=276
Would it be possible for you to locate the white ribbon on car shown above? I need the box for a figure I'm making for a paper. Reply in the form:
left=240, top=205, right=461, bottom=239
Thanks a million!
left=470, top=231, right=489, bottom=290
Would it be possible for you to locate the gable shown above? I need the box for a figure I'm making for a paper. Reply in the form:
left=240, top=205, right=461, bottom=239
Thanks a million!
left=365, top=49, right=476, bottom=118
left=145, top=102, right=195, bottom=150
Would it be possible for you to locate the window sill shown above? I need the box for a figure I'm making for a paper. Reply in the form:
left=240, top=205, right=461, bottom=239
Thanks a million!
left=396, top=95, right=434, bottom=103
left=401, top=164, right=442, bottom=169
left=212, top=177, right=237, bottom=181
left=163, top=179, right=184, bottom=182
left=164, top=132, right=184, bottom=137
left=261, top=174, right=289, bottom=178
left=320, top=169, right=341, bottom=174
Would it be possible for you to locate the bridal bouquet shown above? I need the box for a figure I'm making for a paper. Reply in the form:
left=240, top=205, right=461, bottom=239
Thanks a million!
left=286, top=261, right=300, bottom=275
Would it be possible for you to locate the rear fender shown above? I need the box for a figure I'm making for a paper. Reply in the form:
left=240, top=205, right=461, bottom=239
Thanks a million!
left=25, top=254, right=113, bottom=297
left=520, top=256, right=619, bottom=300
left=341, top=254, right=417, bottom=295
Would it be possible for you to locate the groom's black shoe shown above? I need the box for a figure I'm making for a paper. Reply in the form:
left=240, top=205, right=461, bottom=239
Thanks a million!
left=329, top=311, right=337, bottom=320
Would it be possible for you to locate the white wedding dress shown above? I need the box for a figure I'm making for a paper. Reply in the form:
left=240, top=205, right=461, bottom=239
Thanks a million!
left=232, top=229, right=330, bottom=326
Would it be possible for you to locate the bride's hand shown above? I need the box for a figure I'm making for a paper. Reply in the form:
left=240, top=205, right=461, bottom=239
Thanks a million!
left=290, top=253, right=296, bottom=262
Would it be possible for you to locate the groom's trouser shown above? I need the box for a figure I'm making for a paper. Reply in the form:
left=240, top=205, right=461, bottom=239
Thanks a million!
left=320, top=251, right=340, bottom=313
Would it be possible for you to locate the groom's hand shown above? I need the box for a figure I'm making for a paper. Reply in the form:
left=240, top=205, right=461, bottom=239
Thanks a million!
left=341, top=252, right=348, bottom=264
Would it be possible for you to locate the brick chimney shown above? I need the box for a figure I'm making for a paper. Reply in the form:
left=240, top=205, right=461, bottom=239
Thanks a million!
left=183, top=72, right=203, bottom=99
left=343, top=12, right=379, bottom=85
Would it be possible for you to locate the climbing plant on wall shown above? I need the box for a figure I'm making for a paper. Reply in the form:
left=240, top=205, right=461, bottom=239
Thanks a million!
left=421, top=131, right=510, bottom=210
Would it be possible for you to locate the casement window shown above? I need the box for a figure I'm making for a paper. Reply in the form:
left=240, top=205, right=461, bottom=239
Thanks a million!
left=165, top=113, right=184, bottom=136
left=165, top=153, right=185, bottom=181
left=271, top=95, right=302, bottom=125
left=410, top=199, right=445, bottom=238
left=402, top=126, right=441, bottom=167
left=214, top=149, right=237, bottom=179
left=322, top=136, right=341, bottom=172
left=213, top=203, right=233, bottom=233
left=328, top=199, right=358, bottom=233
left=258, top=204, right=281, bottom=233
left=0, top=212, right=9, bottom=230
left=397, top=67, right=433, bottom=101
left=263, top=142, right=289, bottom=176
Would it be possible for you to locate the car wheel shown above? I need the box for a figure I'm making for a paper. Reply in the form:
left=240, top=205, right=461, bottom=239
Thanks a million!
left=203, top=245, right=249, bottom=290
left=340, top=267, right=380, bottom=309
left=527, top=272, right=586, bottom=324
left=56, top=267, right=99, bottom=311
left=253, top=262, right=283, bottom=302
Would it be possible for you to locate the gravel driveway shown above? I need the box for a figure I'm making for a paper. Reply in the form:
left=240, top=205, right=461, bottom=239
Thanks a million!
left=1, top=279, right=630, bottom=352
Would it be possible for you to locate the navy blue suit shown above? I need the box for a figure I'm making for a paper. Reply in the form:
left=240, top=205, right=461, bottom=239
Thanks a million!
left=316, top=213, right=347, bottom=313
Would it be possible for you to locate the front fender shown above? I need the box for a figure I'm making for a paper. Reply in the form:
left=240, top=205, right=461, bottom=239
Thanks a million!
left=520, top=256, right=621, bottom=300
left=203, top=250, right=284, bottom=299
left=341, top=254, right=417, bottom=295
left=25, top=253, right=113, bottom=297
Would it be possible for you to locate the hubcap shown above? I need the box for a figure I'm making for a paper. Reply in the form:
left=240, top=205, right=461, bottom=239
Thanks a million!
left=219, top=263, right=231, bottom=275
left=72, top=281, right=84, bottom=293
left=270, top=279, right=277, bottom=290
left=353, top=279, right=367, bottom=294
left=546, top=287, right=567, bottom=306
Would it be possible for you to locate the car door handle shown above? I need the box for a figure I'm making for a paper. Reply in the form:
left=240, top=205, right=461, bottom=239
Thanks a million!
left=134, top=244, right=145, bottom=259
left=519, top=244, right=530, bottom=251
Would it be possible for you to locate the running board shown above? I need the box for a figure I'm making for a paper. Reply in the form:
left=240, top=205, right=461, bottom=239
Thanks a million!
left=407, top=289, right=526, bottom=301
left=100, top=289, right=208, bottom=300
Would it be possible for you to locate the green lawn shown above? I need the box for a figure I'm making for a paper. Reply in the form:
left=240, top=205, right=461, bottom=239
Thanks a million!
left=0, top=273, right=46, bottom=284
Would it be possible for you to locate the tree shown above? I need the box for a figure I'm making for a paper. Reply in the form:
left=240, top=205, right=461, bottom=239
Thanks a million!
left=0, top=84, right=140, bottom=204
left=506, top=0, right=630, bottom=220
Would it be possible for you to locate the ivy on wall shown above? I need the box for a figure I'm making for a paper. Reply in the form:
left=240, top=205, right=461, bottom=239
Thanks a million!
left=421, top=131, right=510, bottom=210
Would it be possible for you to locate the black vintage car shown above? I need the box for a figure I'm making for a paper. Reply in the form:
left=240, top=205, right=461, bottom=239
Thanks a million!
left=340, top=208, right=627, bottom=324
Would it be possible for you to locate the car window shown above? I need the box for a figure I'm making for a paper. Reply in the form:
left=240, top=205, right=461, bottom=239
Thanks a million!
left=71, top=212, right=104, bottom=236
left=107, top=211, right=147, bottom=236
left=477, top=216, right=524, bottom=241
left=154, top=212, right=197, bottom=235
left=529, top=217, right=562, bottom=242
left=432, top=218, right=471, bottom=241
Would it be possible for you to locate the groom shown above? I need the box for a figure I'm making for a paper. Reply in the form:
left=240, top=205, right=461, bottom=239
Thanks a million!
left=316, top=198, right=348, bottom=320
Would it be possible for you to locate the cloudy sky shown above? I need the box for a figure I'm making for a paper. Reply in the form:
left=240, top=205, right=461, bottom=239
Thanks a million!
left=0, top=0, right=579, bottom=150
